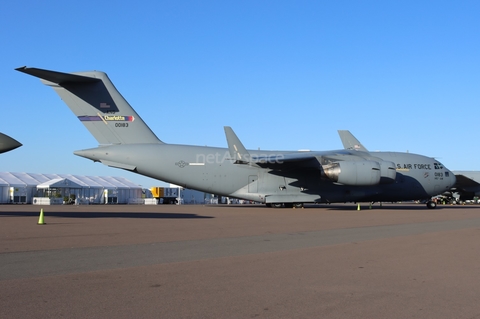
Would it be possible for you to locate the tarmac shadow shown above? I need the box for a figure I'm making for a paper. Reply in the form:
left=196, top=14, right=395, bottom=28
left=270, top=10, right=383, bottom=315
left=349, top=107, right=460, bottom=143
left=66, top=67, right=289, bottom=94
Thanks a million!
left=0, top=211, right=214, bottom=219
left=317, top=204, right=479, bottom=211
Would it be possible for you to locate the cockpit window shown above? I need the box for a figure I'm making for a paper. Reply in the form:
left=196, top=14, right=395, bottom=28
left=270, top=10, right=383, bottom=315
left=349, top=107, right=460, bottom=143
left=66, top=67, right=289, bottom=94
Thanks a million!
left=445, top=172, right=449, bottom=177
left=434, top=162, right=444, bottom=170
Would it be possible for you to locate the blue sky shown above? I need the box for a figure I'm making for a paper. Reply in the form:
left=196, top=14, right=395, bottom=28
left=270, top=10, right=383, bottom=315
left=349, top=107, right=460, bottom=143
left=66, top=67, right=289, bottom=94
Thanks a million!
left=1, top=0, right=479, bottom=188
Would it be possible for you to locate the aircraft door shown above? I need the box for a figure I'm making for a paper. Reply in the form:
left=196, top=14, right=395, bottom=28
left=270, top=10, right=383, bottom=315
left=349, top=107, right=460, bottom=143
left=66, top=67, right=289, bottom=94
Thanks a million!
left=248, top=175, right=258, bottom=193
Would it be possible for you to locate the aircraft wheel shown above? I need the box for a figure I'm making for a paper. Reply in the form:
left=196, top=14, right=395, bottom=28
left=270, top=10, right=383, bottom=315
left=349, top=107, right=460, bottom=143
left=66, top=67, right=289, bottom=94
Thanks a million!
left=271, top=203, right=283, bottom=208
left=426, top=200, right=437, bottom=209
left=293, top=203, right=304, bottom=208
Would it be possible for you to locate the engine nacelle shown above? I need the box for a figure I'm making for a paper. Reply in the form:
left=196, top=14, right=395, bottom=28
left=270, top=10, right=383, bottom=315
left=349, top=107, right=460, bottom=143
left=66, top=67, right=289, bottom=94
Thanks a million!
left=379, top=160, right=396, bottom=183
left=322, top=160, right=381, bottom=186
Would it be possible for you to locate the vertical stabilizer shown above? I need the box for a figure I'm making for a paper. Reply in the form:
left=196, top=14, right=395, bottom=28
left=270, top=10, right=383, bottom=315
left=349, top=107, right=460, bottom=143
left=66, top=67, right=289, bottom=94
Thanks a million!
left=338, top=130, right=368, bottom=152
left=16, top=67, right=163, bottom=145
left=224, top=126, right=251, bottom=164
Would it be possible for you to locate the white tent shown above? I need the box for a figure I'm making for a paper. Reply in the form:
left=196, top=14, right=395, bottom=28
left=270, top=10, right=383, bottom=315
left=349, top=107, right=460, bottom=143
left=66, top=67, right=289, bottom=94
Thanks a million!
left=0, top=172, right=143, bottom=204
left=37, top=178, right=85, bottom=189
left=0, top=172, right=46, bottom=204
left=36, top=178, right=85, bottom=204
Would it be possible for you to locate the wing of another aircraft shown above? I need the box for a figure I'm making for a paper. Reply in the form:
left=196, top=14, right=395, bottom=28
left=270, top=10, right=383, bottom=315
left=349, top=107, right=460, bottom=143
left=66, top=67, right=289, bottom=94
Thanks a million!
left=0, top=133, right=22, bottom=154
left=455, top=173, right=480, bottom=189
left=451, top=171, right=480, bottom=200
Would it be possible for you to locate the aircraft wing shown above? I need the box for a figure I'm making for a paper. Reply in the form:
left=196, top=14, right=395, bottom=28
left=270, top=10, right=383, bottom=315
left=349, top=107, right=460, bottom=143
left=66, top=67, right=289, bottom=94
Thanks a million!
left=224, top=126, right=371, bottom=170
left=252, top=152, right=321, bottom=170
left=224, top=126, right=321, bottom=169
left=224, top=127, right=397, bottom=186
left=250, top=151, right=385, bottom=171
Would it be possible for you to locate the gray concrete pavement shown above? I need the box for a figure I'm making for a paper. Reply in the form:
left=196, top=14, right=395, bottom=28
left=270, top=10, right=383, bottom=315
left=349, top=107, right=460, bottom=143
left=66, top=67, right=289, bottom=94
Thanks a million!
left=1, top=203, right=480, bottom=318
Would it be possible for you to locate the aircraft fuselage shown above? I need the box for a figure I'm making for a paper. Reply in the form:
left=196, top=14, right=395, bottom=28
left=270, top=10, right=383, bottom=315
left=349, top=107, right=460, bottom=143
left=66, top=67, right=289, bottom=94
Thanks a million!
left=75, top=144, right=455, bottom=204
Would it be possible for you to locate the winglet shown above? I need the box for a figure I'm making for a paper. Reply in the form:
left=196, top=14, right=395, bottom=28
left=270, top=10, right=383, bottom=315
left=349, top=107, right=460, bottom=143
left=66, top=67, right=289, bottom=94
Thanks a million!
left=224, top=126, right=250, bottom=164
left=338, top=130, right=368, bottom=152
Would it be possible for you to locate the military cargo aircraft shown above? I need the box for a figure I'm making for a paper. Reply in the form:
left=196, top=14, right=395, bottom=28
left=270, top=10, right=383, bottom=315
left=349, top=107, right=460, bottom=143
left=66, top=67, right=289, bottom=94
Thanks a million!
left=17, top=66, right=456, bottom=209
left=0, top=133, right=22, bottom=154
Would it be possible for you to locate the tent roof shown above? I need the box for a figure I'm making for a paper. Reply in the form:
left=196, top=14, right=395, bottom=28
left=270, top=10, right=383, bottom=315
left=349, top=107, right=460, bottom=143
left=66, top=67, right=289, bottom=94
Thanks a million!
left=0, top=172, right=142, bottom=189
left=37, top=178, right=84, bottom=189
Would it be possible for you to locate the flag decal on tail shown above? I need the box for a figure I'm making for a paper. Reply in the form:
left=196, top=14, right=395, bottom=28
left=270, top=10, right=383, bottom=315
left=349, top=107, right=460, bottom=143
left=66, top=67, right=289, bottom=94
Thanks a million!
left=78, top=116, right=103, bottom=121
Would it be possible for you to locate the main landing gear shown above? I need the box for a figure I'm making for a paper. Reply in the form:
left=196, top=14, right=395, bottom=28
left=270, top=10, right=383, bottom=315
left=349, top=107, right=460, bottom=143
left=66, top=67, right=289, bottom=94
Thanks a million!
left=426, top=200, right=437, bottom=209
left=267, top=203, right=304, bottom=208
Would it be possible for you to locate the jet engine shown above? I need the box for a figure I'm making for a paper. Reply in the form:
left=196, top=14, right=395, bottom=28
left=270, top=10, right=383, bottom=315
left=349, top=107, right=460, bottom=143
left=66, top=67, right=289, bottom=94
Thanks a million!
left=322, top=160, right=382, bottom=186
left=379, top=160, right=396, bottom=183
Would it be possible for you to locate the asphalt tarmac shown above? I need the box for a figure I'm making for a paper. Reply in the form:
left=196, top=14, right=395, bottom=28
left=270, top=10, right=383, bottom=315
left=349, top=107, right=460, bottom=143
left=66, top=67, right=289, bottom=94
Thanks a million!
left=1, top=203, right=480, bottom=319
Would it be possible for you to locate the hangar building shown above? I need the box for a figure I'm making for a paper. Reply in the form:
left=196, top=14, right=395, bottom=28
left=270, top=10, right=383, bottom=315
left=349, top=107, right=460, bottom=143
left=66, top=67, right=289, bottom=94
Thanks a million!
left=0, top=172, right=143, bottom=204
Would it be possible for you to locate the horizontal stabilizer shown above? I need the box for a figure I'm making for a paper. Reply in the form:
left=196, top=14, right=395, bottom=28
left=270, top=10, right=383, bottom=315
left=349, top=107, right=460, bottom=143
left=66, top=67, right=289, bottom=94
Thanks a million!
left=16, top=66, right=99, bottom=84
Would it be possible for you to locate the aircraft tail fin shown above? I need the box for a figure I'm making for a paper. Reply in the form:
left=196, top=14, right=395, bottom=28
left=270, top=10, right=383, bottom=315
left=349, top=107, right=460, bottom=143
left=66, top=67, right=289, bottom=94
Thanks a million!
left=16, top=66, right=163, bottom=145
left=338, top=130, right=368, bottom=152
left=224, top=126, right=251, bottom=164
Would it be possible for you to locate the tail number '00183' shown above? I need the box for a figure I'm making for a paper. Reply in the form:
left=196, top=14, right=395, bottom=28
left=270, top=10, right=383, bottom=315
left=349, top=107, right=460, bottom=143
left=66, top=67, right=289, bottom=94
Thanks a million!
left=115, top=123, right=129, bottom=127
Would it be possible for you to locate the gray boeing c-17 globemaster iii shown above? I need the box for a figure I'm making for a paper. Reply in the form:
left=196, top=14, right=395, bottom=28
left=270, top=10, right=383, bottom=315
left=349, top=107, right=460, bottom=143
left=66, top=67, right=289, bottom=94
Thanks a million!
left=16, top=66, right=456, bottom=209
